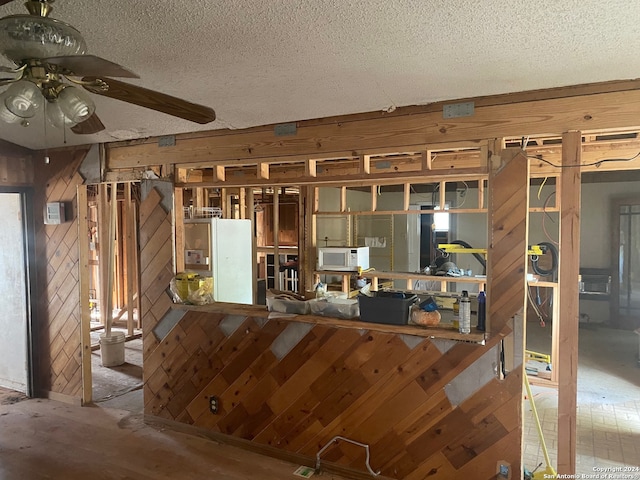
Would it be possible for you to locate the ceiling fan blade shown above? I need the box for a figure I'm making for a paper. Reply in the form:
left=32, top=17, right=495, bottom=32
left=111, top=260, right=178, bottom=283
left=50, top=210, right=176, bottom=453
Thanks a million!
left=71, top=113, right=105, bottom=135
left=43, top=55, right=139, bottom=79
left=83, top=77, right=216, bottom=124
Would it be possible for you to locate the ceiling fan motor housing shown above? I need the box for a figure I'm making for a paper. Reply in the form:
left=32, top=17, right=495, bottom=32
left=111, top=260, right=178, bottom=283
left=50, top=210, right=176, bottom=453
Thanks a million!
left=0, top=14, right=86, bottom=64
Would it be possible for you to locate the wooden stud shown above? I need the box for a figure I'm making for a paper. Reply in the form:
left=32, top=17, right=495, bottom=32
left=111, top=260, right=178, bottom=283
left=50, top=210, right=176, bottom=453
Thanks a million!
left=258, top=162, right=270, bottom=180
left=371, top=185, right=377, bottom=212
left=221, top=188, right=228, bottom=218
left=215, top=165, right=226, bottom=182
left=76, top=185, right=92, bottom=405
left=421, top=150, right=432, bottom=171
left=439, top=181, right=446, bottom=210
left=174, top=187, right=185, bottom=273
left=105, top=183, right=118, bottom=337
left=403, top=182, right=411, bottom=211
left=273, top=187, right=280, bottom=290
left=239, top=188, right=247, bottom=220
left=97, top=183, right=108, bottom=328
left=297, top=187, right=307, bottom=294
left=340, top=186, right=347, bottom=213
left=359, top=155, right=371, bottom=174
left=248, top=188, right=258, bottom=303
left=125, top=184, right=135, bottom=336
left=306, top=159, right=317, bottom=177
left=557, top=131, right=581, bottom=476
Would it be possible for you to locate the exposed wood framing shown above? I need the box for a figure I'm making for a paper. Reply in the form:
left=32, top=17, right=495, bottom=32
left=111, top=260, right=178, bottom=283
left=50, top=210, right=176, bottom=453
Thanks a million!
left=77, top=185, right=92, bottom=405
left=273, top=187, right=280, bottom=290
left=359, top=154, right=371, bottom=174
left=215, top=165, right=226, bottom=182
left=125, top=185, right=136, bottom=335
left=557, top=131, right=582, bottom=475
left=174, top=187, right=185, bottom=273
left=106, top=87, right=640, bottom=171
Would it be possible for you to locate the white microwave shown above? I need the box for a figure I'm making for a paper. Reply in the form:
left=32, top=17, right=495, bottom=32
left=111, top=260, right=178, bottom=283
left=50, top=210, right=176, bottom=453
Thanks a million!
left=317, top=246, right=369, bottom=272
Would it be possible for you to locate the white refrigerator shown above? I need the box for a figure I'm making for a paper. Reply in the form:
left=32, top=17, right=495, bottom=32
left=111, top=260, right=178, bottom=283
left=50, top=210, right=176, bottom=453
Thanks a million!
left=183, top=218, right=253, bottom=304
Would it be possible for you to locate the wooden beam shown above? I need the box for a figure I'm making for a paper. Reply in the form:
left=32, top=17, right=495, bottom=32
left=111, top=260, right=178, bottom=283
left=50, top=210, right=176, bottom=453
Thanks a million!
left=557, top=131, right=582, bottom=475
left=77, top=185, right=92, bottom=405
left=106, top=87, right=640, bottom=169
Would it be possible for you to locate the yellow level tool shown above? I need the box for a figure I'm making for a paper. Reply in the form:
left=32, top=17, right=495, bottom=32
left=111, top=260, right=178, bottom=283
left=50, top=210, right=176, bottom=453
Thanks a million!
left=438, top=244, right=544, bottom=256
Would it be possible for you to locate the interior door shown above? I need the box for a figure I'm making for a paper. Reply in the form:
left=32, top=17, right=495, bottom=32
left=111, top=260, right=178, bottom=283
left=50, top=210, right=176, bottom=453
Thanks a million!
left=0, top=192, right=30, bottom=393
left=612, top=197, right=640, bottom=330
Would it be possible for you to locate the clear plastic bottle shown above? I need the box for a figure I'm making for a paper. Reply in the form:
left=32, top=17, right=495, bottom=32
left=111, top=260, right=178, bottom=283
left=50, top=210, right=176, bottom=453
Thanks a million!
left=459, top=290, right=471, bottom=334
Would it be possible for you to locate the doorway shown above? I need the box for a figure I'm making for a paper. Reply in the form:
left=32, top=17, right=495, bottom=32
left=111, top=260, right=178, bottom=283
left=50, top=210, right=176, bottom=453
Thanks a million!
left=0, top=191, right=33, bottom=395
left=612, top=197, right=640, bottom=330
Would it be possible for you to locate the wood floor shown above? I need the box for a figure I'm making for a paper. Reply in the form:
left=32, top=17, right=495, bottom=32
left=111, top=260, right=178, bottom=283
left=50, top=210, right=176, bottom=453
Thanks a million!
left=0, top=390, right=350, bottom=480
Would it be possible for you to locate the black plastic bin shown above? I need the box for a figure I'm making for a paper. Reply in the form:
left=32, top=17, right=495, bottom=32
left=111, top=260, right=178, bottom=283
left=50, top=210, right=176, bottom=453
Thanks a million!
left=357, top=291, right=418, bottom=325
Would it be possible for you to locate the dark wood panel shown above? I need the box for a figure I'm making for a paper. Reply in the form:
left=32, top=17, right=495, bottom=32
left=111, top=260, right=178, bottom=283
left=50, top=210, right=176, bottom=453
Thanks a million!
left=33, top=150, right=87, bottom=399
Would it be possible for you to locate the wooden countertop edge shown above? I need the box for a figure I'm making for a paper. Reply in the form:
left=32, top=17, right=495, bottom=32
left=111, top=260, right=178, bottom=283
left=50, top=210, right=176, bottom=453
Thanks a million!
left=172, top=303, right=486, bottom=343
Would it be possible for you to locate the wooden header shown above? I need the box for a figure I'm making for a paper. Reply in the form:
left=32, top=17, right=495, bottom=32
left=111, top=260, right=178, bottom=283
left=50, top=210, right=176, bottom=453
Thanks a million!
left=106, top=83, right=640, bottom=171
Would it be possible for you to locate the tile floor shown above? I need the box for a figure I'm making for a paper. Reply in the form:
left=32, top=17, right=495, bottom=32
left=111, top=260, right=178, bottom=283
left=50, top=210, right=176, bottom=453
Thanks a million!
left=523, top=323, right=640, bottom=475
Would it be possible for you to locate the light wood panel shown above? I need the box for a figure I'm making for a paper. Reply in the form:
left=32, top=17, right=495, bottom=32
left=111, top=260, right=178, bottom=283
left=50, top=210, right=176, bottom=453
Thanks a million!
left=557, top=131, right=582, bottom=475
left=144, top=310, right=521, bottom=479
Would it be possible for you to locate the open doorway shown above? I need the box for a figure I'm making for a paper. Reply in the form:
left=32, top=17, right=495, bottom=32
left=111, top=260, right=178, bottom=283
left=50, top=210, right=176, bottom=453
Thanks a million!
left=0, top=190, right=34, bottom=395
left=79, top=184, right=143, bottom=410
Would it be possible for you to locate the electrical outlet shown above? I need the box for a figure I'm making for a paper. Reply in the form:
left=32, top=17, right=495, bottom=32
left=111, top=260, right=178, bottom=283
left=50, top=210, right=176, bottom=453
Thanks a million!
left=497, top=463, right=511, bottom=479
left=209, top=396, right=219, bottom=414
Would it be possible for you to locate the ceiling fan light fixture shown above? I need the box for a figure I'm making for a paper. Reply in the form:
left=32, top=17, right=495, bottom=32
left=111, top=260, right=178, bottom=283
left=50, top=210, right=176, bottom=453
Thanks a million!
left=0, top=92, right=21, bottom=124
left=45, top=98, right=76, bottom=128
left=0, top=14, right=86, bottom=63
left=3, top=79, right=43, bottom=119
left=58, top=85, right=94, bottom=124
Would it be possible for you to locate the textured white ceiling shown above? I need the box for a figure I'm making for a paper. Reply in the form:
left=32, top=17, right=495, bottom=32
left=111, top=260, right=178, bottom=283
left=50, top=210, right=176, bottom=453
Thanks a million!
left=1, top=0, right=639, bottom=150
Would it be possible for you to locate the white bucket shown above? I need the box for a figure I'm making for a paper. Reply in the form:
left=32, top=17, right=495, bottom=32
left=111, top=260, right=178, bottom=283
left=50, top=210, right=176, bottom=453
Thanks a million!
left=99, top=331, right=126, bottom=367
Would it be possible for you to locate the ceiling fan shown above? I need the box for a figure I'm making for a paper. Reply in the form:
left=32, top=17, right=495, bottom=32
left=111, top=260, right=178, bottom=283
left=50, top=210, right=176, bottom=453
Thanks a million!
left=0, top=0, right=216, bottom=135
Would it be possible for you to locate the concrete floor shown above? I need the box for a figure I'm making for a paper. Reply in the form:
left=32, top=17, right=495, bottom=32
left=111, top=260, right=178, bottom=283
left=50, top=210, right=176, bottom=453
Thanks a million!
left=91, top=326, right=143, bottom=411
left=524, top=321, right=640, bottom=475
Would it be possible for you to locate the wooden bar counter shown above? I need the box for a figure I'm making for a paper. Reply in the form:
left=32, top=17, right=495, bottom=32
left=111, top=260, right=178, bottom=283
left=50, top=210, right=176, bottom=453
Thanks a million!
left=143, top=301, right=520, bottom=480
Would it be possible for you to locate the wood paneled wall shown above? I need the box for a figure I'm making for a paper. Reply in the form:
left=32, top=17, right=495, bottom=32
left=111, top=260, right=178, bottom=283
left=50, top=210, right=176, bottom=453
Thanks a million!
left=138, top=187, right=174, bottom=360
left=144, top=312, right=521, bottom=479
left=33, top=148, right=89, bottom=400
left=142, top=151, right=528, bottom=479
left=0, top=157, right=33, bottom=186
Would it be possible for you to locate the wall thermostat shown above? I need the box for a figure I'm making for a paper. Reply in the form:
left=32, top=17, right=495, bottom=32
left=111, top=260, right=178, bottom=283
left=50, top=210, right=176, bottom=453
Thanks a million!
left=44, top=202, right=66, bottom=225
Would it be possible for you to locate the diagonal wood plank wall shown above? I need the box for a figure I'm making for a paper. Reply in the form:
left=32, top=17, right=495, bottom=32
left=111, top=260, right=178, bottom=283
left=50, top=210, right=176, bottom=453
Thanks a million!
left=145, top=312, right=521, bottom=479
left=33, top=148, right=89, bottom=400
left=142, top=150, right=529, bottom=479
left=138, top=186, right=174, bottom=361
